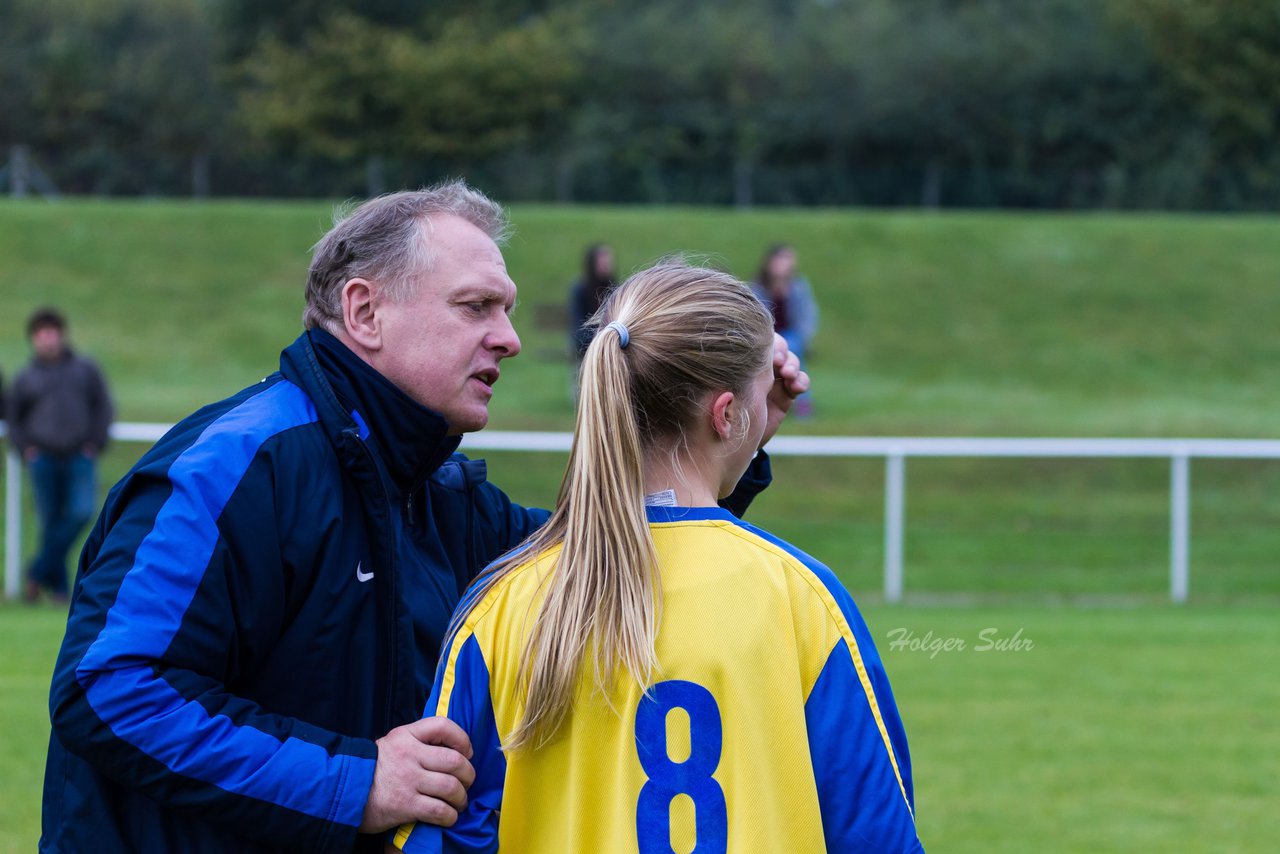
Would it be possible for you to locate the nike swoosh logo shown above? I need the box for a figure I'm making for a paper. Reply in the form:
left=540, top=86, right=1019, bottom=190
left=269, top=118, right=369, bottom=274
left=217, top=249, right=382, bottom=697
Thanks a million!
left=356, top=562, right=374, bottom=583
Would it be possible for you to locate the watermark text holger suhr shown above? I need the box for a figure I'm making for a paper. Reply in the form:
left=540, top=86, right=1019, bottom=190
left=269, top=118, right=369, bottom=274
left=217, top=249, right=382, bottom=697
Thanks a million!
left=885, top=627, right=1034, bottom=659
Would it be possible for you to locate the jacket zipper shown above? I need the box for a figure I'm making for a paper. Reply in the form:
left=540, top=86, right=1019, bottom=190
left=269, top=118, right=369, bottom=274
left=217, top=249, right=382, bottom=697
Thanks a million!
left=355, top=438, right=401, bottom=733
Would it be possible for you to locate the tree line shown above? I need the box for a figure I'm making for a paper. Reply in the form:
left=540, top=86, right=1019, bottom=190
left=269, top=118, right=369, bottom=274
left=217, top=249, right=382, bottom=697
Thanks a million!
left=2, top=0, right=1278, bottom=208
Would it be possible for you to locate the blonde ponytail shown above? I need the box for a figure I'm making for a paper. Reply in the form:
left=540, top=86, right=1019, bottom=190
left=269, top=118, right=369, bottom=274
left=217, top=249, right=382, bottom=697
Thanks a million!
left=461, top=261, right=775, bottom=751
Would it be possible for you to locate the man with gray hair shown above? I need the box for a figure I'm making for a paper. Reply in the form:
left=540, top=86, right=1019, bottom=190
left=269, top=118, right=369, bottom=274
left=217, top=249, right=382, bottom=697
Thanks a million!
left=40, top=180, right=807, bottom=853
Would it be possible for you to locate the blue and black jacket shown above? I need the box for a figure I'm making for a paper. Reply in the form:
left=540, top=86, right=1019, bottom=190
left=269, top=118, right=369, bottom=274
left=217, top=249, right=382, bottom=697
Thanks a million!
left=41, top=330, right=770, bottom=853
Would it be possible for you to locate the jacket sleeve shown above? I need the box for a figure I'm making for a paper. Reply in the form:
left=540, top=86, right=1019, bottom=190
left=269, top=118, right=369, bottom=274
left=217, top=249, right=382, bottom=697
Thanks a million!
left=84, top=357, right=114, bottom=452
left=394, top=634, right=505, bottom=853
left=568, top=281, right=592, bottom=355
left=468, top=479, right=554, bottom=574
left=719, top=449, right=771, bottom=518
left=804, top=581, right=924, bottom=852
left=791, top=277, right=820, bottom=346
left=48, top=411, right=377, bottom=852
left=5, top=372, right=31, bottom=452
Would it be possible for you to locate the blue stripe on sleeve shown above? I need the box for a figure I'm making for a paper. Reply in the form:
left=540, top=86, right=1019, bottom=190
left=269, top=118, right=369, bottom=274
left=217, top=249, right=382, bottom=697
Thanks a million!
left=403, top=634, right=504, bottom=854
left=74, top=380, right=375, bottom=825
left=805, top=642, right=923, bottom=852
left=724, top=512, right=918, bottom=816
left=88, top=665, right=374, bottom=826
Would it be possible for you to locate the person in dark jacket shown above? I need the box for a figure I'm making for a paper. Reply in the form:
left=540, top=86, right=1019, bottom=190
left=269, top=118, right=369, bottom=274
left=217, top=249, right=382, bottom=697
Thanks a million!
left=7, top=307, right=114, bottom=603
left=568, top=243, right=617, bottom=358
left=41, top=181, right=809, bottom=853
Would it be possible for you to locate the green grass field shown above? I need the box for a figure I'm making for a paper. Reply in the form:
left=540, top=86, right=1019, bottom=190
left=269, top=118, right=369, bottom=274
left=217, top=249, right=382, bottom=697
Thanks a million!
left=2, top=199, right=1277, bottom=598
left=1, top=200, right=1277, bottom=849
left=3, top=601, right=1276, bottom=853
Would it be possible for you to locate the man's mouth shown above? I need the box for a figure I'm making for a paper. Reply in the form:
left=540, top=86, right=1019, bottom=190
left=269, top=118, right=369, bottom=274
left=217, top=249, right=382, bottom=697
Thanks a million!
left=472, top=368, right=499, bottom=389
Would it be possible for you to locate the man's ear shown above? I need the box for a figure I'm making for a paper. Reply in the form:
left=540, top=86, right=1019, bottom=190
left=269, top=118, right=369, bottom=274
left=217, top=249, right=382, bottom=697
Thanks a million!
left=710, top=391, right=737, bottom=441
left=341, top=278, right=380, bottom=351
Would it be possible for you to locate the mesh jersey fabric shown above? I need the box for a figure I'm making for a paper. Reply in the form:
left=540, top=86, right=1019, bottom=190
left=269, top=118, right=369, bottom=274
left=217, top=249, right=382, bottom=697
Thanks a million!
left=396, top=505, right=923, bottom=853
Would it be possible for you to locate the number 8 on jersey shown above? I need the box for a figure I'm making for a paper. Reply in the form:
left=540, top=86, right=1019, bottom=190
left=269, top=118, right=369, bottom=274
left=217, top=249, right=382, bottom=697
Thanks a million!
left=634, top=680, right=728, bottom=854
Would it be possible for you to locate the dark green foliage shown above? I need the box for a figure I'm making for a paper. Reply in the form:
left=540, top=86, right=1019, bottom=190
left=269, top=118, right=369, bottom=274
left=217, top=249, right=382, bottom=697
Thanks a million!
left=4, top=0, right=1280, bottom=207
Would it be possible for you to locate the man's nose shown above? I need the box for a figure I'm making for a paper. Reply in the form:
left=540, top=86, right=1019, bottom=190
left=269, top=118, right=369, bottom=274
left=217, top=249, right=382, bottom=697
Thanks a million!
left=492, top=312, right=522, bottom=358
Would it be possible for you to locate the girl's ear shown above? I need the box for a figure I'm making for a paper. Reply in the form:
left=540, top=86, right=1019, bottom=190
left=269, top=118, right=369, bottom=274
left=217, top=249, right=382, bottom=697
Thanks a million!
left=710, top=391, right=737, bottom=440
left=341, top=278, right=381, bottom=351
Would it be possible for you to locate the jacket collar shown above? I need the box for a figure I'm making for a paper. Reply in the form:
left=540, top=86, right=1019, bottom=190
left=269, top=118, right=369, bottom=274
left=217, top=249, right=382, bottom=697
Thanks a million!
left=279, top=329, right=462, bottom=494
left=32, top=347, right=75, bottom=368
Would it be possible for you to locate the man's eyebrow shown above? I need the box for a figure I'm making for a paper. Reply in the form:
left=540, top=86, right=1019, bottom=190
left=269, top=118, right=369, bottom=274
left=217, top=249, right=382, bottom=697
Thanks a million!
left=451, top=287, right=514, bottom=304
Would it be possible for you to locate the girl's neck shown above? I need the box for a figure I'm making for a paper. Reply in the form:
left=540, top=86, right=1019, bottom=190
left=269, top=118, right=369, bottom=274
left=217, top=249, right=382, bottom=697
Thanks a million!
left=642, top=446, right=719, bottom=507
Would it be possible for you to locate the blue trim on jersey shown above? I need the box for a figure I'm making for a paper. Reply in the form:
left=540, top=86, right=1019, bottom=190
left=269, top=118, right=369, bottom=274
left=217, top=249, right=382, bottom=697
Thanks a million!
left=805, top=641, right=921, bottom=851
left=446, top=635, right=504, bottom=852
left=696, top=504, right=919, bottom=828
left=726, top=511, right=917, bottom=808
left=404, top=635, right=504, bottom=854
left=644, top=505, right=735, bottom=524
left=74, top=380, right=372, bottom=824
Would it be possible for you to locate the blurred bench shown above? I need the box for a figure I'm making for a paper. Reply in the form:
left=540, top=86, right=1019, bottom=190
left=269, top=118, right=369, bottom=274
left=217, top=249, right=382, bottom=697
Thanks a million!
left=531, top=302, right=571, bottom=361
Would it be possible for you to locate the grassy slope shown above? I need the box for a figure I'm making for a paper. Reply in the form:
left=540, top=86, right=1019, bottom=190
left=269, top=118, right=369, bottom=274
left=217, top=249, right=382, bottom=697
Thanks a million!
left=503, top=207, right=1280, bottom=437
left=2, top=200, right=1278, bottom=598
left=4, top=603, right=1276, bottom=853
left=2, top=200, right=1278, bottom=436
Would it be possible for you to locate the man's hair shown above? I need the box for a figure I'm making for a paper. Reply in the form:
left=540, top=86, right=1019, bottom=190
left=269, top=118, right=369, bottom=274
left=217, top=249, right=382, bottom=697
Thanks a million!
left=454, top=261, right=776, bottom=751
left=303, top=179, right=510, bottom=333
left=27, top=307, right=67, bottom=337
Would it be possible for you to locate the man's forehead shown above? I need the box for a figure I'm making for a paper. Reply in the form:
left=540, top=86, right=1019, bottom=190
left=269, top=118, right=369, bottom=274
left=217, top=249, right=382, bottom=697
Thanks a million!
left=417, top=215, right=517, bottom=296
left=421, top=213, right=504, bottom=258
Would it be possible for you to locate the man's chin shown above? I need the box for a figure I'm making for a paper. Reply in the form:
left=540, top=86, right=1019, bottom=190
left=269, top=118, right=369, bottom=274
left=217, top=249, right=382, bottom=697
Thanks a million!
left=445, top=410, right=488, bottom=437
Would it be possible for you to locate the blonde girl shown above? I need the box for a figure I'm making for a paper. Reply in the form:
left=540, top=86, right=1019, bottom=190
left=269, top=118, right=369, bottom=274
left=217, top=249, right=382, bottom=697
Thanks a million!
left=394, top=262, right=923, bottom=853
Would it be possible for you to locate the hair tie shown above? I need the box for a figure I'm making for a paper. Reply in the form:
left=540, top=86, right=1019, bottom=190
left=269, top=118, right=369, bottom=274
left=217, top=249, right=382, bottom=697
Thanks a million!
left=604, top=320, right=630, bottom=349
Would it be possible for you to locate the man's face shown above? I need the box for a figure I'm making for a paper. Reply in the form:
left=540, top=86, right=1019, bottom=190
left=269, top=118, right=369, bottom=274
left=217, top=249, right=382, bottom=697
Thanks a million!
left=369, top=214, right=521, bottom=435
left=31, top=325, right=65, bottom=362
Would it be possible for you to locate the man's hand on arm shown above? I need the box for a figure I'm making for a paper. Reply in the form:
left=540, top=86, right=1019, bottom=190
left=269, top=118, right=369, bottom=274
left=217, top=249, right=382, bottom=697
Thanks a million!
left=760, top=332, right=810, bottom=449
left=360, top=717, right=476, bottom=834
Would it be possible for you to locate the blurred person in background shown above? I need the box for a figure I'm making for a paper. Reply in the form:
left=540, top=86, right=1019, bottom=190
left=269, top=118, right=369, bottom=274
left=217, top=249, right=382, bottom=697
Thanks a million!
left=6, top=307, right=113, bottom=605
left=568, top=242, right=617, bottom=361
left=393, top=262, right=916, bottom=853
left=751, top=243, right=818, bottom=417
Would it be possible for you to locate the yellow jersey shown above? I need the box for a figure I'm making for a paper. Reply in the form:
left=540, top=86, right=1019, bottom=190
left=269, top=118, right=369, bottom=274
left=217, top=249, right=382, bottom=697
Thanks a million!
left=395, top=505, right=923, bottom=853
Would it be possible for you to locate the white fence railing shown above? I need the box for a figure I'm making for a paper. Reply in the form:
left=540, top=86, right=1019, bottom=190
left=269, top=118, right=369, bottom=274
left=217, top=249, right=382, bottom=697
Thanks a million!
left=5, top=423, right=1280, bottom=604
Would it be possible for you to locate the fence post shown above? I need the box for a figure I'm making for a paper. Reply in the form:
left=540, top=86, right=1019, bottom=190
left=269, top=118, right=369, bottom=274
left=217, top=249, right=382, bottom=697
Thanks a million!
left=9, top=144, right=29, bottom=198
left=1170, top=453, right=1190, bottom=604
left=4, top=444, right=20, bottom=601
left=884, top=452, right=905, bottom=603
